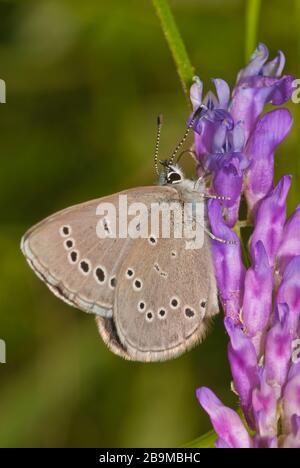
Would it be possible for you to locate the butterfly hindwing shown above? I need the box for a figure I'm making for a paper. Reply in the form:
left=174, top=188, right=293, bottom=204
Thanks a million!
left=97, top=215, right=218, bottom=361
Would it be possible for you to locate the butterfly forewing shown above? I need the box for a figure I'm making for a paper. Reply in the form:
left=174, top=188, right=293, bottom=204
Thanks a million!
left=21, top=186, right=177, bottom=318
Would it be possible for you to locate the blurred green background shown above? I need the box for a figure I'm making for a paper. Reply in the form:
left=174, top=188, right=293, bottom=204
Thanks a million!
left=0, top=0, right=299, bottom=448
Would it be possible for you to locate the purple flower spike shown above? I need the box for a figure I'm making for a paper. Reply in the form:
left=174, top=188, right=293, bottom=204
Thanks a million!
left=225, top=318, right=259, bottom=420
left=242, top=241, right=273, bottom=338
left=277, top=205, right=300, bottom=273
left=277, top=256, right=300, bottom=336
left=250, top=175, right=291, bottom=267
left=265, top=303, right=292, bottom=387
left=208, top=200, right=245, bottom=320
left=193, top=44, right=298, bottom=448
left=196, top=387, right=253, bottom=448
left=245, top=109, right=293, bottom=213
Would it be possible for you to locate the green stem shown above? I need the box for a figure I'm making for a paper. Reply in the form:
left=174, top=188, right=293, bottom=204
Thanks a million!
left=245, top=0, right=261, bottom=61
left=152, top=0, right=195, bottom=106
left=233, top=222, right=251, bottom=269
left=181, top=430, right=216, bottom=448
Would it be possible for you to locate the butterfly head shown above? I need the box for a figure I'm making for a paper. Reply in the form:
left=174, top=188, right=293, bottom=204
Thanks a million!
left=159, top=160, right=184, bottom=186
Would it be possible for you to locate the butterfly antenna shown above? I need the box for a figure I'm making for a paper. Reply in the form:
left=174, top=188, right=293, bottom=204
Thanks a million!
left=154, top=114, right=163, bottom=176
left=169, top=106, right=203, bottom=165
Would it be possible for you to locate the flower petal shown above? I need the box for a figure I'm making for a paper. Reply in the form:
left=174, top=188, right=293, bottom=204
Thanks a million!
left=277, top=205, right=300, bottom=273
left=265, top=303, right=292, bottom=387
left=213, top=162, right=243, bottom=203
left=230, top=121, right=245, bottom=152
left=252, top=370, right=279, bottom=438
left=245, top=109, right=293, bottom=213
left=276, top=256, right=300, bottom=336
left=190, top=76, right=203, bottom=110
left=212, top=123, right=227, bottom=153
left=225, top=318, right=259, bottom=422
left=196, top=387, right=252, bottom=448
left=282, top=362, right=300, bottom=435
left=262, top=51, right=286, bottom=77
left=215, top=438, right=231, bottom=448
left=281, top=415, right=300, bottom=448
left=249, top=175, right=292, bottom=267
left=230, top=75, right=294, bottom=141
left=213, top=78, right=231, bottom=109
left=238, top=43, right=269, bottom=80
left=242, top=241, right=274, bottom=337
left=254, top=435, right=278, bottom=448
left=208, top=200, right=245, bottom=320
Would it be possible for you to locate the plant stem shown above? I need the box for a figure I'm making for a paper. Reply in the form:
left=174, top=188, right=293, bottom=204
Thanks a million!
left=233, top=223, right=251, bottom=269
left=181, top=430, right=216, bottom=448
left=245, top=0, right=261, bottom=61
left=152, top=0, right=194, bottom=106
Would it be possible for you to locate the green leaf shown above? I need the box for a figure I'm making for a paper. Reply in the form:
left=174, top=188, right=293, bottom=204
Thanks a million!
left=152, top=0, right=194, bottom=106
left=245, top=0, right=261, bottom=61
left=180, top=430, right=216, bottom=448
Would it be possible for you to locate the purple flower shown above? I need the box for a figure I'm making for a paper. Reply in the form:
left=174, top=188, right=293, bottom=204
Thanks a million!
left=193, top=44, right=299, bottom=448
left=208, top=200, right=245, bottom=322
left=242, top=241, right=273, bottom=343
left=230, top=43, right=294, bottom=141
left=244, top=109, right=293, bottom=213
left=277, top=205, right=300, bottom=273
left=249, top=175, right=291, bottom=267
left=189, top=43, right=293, bottom=227
left=196, top=387, right=253, bottom=448
left=189, top=77, right=234, bottom=165
left=277, top=256, right=300, bottom=337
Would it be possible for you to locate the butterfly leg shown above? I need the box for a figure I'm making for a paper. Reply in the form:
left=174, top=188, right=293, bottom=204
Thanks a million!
left=192, top=181, right=231, bottom=201
left=195, top=220, right=237, bottom=245
left=198, top=192, right=231, bottom=201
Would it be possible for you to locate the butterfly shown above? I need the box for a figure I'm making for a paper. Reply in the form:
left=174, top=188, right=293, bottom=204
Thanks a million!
left=21, top=111, right=231, bottom=362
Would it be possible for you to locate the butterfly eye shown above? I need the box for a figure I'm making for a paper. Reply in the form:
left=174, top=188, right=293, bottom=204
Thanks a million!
left=167, top=172, right=182, bottom=184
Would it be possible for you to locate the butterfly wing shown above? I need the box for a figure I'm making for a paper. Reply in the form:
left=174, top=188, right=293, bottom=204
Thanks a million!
left=21, top=186, right=177, bottom=316
left=96, top=220, right=218, bottom=362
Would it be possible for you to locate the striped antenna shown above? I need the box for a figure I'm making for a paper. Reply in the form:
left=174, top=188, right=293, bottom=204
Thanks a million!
left=169, top=106, right=203, bottom=165
left=154, top=114, right=163, bottom=176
